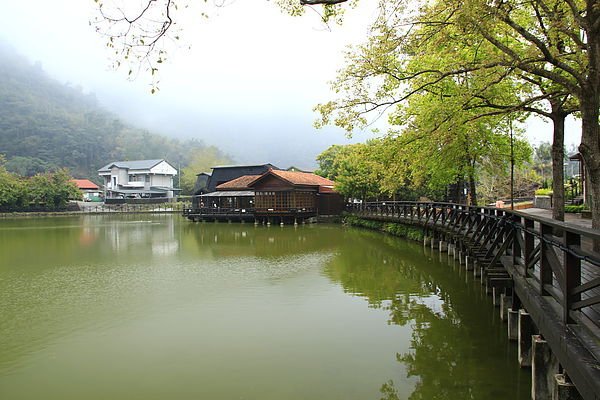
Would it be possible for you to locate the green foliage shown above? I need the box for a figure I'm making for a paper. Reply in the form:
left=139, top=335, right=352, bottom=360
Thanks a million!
left=344, top=214, right=424, bottom=242
left=535, top=188, right=553, bottom=196
left=0, top=156, right=26, bottom=209
left=0, top=157, right=79, bottom=211
left=564, top=205, right=586, bottom=213
left=179, top=146, right=232, bottom=195
left=0, top=43, right=229, bottom=183
left=4, top=156, right=54, bottom=177
left=533, top=142, right=552, bottom=184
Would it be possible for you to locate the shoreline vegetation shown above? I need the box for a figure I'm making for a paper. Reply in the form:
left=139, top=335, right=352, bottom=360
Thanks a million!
left=343, top=214, right=424, bottom=242
left=0, top=201, right=190, bottom=218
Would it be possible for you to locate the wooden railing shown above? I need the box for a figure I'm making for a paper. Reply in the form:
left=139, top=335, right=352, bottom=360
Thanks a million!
left=349, top=201, right=600, bottom=332
left=350, top=201, right=600, bottom=399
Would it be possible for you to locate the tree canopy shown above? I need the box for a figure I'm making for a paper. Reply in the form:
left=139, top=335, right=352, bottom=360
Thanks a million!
left=92, top=0, right=600, bottom=231
left=0, top=43, right=230, bottom=189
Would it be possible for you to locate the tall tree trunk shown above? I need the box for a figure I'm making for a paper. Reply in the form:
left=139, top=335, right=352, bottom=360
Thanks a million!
left=469, top=173, right=477, bottom=206
left=580, top=0, right=600, bottom=251
left=579, top=96, right=600, bottom=251
left=550, top=110, right=566, bottom=221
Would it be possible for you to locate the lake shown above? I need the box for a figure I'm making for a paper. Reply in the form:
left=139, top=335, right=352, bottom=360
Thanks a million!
left=0, top=214, right=530, bottom=399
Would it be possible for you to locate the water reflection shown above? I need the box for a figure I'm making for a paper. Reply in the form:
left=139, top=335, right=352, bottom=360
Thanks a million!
left=0, top=216, right=529, bottom=400
left=323, top=229, right=529, bottom=399
left=184, top=222, right=341, bottom=258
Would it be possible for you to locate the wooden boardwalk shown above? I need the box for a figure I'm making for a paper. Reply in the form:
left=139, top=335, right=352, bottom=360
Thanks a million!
left=350, top=202, right=600, bottom=400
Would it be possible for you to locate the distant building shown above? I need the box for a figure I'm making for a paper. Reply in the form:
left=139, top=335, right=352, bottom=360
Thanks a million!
left=569, top=152, right=589, bottom=205
left=98, top=159, right=178, bottom=200
left=249, top=169, right=343, bottom=217
left=186, top=168, right=344, bottom=222
left=191, top=164, right=277, bottom=210
left=203, top=164, right=279, bottom=193
left=193, top=172, right=212, bottom=195
left=71, top=179, right=101, bottom=201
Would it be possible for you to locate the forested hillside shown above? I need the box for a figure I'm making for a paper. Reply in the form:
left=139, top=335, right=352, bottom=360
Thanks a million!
left=0, top=42, right=230, bottom=183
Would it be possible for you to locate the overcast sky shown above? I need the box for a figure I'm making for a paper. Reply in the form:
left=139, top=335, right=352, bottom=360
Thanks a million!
left=0, top=0, right=581, bottom=167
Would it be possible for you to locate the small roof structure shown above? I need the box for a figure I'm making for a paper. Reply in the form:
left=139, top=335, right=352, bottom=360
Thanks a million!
left=71, top=179, right=99, bottom=190
left=200, top=191, right=255, bottom=197
left=249, top=169, right=335, bottom=188
left=211, top=163, right=278, bottom=170
left=98, top=159, right=167, bottom=172
left=216, top=175, right=261, bottom=191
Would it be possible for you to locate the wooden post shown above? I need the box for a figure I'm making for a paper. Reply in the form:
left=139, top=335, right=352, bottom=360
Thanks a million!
left=438, top=240, right=448, bottom=252
left=465, top=255, right=474, bottom=271
left=492, top=287, right=500, bottom=307
left=540, top=223, right=553, bottom=296
left=532, top=335, right=559, bottom=400
left=563, top=230, right=581, bottom=324
left=518, top=309, right=535, bottom=367
left=500, top=293, right=508, bottom=321
left=423, top=236, right=430, bottom=247
left=512, top=214, right=522, bottom=267
left=553, top=374, right=582, bottom=400
left=524, top=218, right=534, bottom=272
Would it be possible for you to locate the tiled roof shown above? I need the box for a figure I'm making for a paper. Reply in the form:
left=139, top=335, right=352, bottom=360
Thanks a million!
left=98, top=159, right=165, bottom=172
left=211, top=163, right=278, bottom=170
left=71, top=179, right=99, bottom=190
left=216, top=175, right=261, bottom=190
left=318, top=186, right=337, bottom=194
left=265, top=170, right=335, bottom=187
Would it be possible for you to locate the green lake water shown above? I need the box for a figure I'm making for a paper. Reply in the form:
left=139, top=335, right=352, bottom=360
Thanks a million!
left=0, top=215, right=530, bottom=399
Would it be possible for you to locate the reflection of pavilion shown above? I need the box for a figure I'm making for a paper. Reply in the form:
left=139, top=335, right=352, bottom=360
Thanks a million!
left=185, top=223, right=341, bottom=259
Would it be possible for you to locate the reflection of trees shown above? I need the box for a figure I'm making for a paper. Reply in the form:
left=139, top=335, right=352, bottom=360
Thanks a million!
left=323, top=228, right=530, bottom=400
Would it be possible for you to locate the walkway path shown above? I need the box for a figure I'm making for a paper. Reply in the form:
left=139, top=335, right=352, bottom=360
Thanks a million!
left=519, top=207, right=593, bottom=230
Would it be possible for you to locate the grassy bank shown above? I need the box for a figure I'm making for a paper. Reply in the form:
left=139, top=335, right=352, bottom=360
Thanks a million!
left=344, top=214, right=424, bottom=242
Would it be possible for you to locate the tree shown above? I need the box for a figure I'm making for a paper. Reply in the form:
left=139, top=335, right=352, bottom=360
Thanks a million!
left=0, top=155, right=26, bottom=210
left=27, top=169, right=80, bottom=210
left=179, top=146, right=232, bottom=195
left=313, top=0, right=599, bottom=230
left=533, top=142, right=553, bottom=187
left=454, top=0, right=600, bottom=236
left=91, top=0, right=351, bottom=87
left=93, top=0, right=600, bottom=233
left=315, top=144, right=344, bottom=180
left=315, top=2, right=534, bottom=205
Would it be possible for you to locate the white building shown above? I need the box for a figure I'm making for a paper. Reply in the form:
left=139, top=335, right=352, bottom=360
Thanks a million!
left=98, top=159, right=179, bottom=199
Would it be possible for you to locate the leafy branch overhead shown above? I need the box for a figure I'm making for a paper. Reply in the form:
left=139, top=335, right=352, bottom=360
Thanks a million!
left=91, top=0, right=352, bottom=89
left=91, top=0, right=600, bottom=234
left=313, top=0, right=600, bottom=232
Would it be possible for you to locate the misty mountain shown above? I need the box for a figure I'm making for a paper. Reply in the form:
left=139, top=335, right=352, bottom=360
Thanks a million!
left=0, top=42, right=229, bottom=181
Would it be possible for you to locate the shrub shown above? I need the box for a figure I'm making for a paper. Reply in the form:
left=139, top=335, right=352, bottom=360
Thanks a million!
left=535, top=188, right=553, bottom=196
left=564, top=205, right=588, bottom=213
left=343, top=214, right=424, bottom=242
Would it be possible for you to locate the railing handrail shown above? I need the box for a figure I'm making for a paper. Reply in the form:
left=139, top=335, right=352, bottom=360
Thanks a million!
left=350, top=201, right=600, bottom=240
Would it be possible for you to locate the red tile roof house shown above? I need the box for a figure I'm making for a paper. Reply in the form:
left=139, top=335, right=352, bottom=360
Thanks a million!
left=187, top=169, right=344, bottom=223
left=70, top=179, right=101, bottom=201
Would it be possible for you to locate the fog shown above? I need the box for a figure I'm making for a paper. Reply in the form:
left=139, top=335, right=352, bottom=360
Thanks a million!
left=0, top=0, right=385, bottom=168
left=0, top=0, right=581, bottom=168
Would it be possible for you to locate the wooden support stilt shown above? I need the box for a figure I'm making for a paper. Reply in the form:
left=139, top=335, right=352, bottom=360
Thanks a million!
left=439, top=240, right=448, bottom=252
left=518, top=309, right=535, bottom=367
left=508, top=308, right=519, bottom=341
left=532, top=335, right=559, bottom=400
left=553, top=374, right=582, bottom=400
